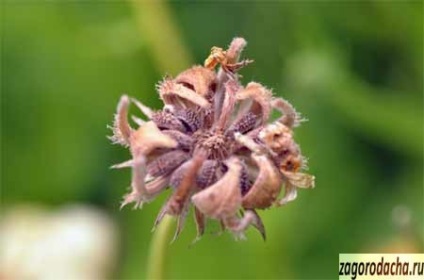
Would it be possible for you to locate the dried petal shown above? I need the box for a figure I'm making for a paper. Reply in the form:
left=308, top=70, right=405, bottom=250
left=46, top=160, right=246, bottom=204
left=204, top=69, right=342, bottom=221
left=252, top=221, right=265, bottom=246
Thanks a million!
left=167, top=153, right=206, bottom=215
left=234, top=132, right=268, bottom=155
left=215, top=80, right=239, bottom=130
left=249, top=209, right=266, bottom=241
left=171, top=201, right=190, bottom=243
left=258, top=122, right=293, bottom=154
left=236, top=82, right=272, bottom=124
left=129, top=121, right=177, bottom=156
left=222, top=210, right=258, bottom=239
left=120, top=156, right=148, bottom=209
left=158, top=77, right=210, bottom=109
left=193, top=206, right=206, bottom=241
left=191, top=157, right=242, bottom=219
left=110, top=159, right=133, bottom=169
left=131, top=97, right=154, bottom=119
left=276, top=171, right=314, bottom=206
left=214, top=38, right=248, bottom=119
left=281, top=170, right=315, bottom=189
left=145, top=175, right=170, bottom=195
left=174, top=66, right=217, bottom=97
left=109, top=95, right=132, bottom=146
left=271, top=97, right=302, bottom=128
left=277, top=182, right=297, bottom=206
left=119, top=121, right=178, bottom=209
left=225, top=37, right=247, bottom=65
left=242, top=154, right=282, bottom=209
left=131, top=115, right=145, bottom=126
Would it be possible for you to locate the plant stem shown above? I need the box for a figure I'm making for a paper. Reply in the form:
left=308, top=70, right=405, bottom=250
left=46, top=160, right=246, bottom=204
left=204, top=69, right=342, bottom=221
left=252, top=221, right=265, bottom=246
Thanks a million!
left=129, top=0, right=193, bottom=75
left=146, top=215, right=174, bottom=280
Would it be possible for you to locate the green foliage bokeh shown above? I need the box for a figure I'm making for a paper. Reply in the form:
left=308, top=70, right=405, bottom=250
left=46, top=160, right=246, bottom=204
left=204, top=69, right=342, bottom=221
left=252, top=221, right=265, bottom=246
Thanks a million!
left=2, top=1, right=423, bottom=279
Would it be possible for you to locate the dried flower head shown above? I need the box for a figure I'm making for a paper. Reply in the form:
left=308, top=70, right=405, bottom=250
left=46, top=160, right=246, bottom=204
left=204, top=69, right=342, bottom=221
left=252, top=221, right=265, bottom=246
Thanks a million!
left=109, top=37, right=315, bottom=241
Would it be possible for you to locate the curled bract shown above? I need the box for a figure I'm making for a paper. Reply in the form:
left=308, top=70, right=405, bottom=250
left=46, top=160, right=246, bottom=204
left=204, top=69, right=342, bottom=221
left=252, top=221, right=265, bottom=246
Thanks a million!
left=157, top=66, right=214, bottom=109
left=242, top=154, right=283, bottom=209
left=192, top=157, right=242, bottom=219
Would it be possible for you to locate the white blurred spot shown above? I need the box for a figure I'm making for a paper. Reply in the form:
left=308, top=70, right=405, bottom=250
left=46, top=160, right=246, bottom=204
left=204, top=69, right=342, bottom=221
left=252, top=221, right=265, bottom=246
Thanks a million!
left=392, top=204, right=412, bottom=229
left=0, top=204, right=118, bottom=280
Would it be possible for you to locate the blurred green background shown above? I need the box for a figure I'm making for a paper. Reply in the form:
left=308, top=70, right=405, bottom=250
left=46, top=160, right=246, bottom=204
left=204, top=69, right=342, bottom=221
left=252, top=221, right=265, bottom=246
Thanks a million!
left=1, top=1, right=423, bottom=279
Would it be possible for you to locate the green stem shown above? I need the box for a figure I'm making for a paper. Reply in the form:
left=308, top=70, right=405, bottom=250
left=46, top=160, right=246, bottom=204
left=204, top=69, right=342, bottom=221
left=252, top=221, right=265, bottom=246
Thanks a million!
left=146, top=215, right=174, bottom=280
left=129, top=0, right=193, bottom=74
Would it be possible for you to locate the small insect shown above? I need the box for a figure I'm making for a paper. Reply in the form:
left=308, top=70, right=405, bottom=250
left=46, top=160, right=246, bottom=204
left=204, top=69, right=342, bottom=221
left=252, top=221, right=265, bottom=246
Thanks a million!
left=204, top=46, right=253, bottom=75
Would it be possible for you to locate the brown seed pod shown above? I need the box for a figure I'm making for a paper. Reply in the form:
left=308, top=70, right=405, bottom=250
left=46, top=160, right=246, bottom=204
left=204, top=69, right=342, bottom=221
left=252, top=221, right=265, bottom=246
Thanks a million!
left=110, top=37, right=315, bottom=241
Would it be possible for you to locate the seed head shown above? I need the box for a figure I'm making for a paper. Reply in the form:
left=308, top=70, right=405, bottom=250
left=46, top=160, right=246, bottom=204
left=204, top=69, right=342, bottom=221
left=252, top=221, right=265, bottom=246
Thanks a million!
left=109, top=37, right=315, bottom=241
